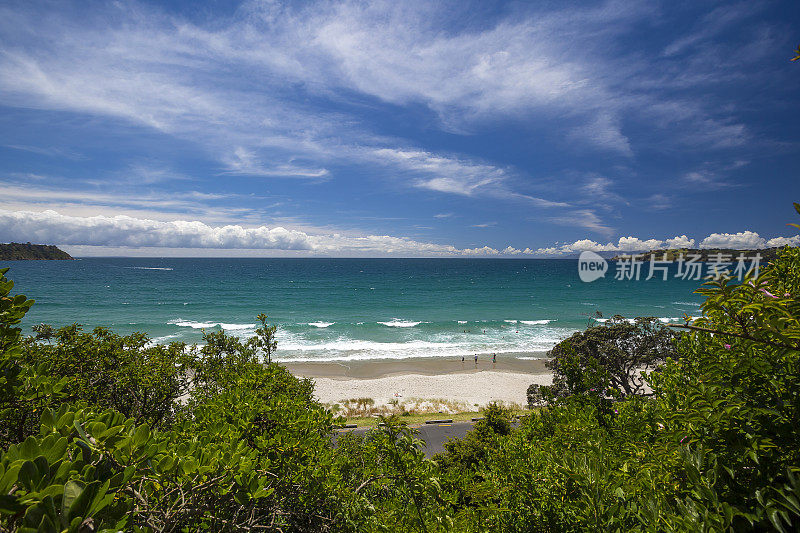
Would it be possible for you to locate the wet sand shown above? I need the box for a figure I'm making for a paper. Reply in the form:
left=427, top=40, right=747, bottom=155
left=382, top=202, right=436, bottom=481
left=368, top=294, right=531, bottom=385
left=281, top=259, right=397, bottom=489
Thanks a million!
left=281, top=354, right=550, bottom=379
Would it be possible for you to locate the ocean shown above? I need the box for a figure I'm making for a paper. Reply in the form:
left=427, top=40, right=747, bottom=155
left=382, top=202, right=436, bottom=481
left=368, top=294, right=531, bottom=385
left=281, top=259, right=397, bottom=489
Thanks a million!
left=5, top=258, right=705, bottom=363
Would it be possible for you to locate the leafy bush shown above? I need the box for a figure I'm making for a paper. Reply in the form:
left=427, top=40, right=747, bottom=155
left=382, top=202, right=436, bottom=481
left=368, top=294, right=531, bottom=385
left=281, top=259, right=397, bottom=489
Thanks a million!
left=527, top=316, right=678, bottom=408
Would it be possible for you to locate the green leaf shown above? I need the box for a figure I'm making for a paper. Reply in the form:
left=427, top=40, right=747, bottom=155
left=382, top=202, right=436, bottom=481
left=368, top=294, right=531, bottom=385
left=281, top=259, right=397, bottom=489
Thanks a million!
left=132, top=424, right=150, bottom=447
left=768, top=507, right=786, bottom=533
left=181, top=457, right=198, bottom=475
left=18, top=460, right=38, bottom=491
left=67, top=481, right=100, bottom=524
left=61, top=480, right=84, bottom=527
left=40, top=408, right=55, bottom=430
left=20, top=436, right=40, bottom=460
left=0, top=494, right=24, bottom=515
left=44, top=437, right=68, bottom=465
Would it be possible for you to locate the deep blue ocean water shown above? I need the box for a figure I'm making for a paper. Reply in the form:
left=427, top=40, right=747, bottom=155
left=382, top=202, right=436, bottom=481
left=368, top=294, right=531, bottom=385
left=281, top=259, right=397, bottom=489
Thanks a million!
left=5, top=258, right=705, bottom=362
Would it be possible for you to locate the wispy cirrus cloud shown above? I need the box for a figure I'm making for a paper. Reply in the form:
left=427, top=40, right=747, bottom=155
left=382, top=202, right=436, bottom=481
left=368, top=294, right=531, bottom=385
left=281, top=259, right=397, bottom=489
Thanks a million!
left=371, top=148, right=566, bottom=208
left=0, top=0, right=764, bottom=179
left=222, top=148, right=331, bottom=179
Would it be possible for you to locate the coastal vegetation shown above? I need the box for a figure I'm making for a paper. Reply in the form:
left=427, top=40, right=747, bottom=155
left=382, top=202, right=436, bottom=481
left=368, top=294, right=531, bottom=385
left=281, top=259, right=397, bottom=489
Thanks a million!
left=1, top=207, right=799, bottom=531
left=0, top=243, right=73, bottom=261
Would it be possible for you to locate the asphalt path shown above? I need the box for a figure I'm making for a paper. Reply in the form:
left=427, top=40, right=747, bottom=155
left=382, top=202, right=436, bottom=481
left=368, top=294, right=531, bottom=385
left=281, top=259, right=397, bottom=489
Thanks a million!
left=334, top=421, right=477, bottom=457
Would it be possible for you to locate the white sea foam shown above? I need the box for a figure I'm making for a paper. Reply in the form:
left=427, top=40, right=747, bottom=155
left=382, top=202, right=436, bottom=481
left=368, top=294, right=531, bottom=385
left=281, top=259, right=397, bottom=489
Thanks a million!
left=273, top=325, right=574, bottom=362
left=520, top=320, right=553, bottom=325
left=308, top=321, right=334, bottom=328
left=457, top=320, right=468, bottom=324
left=151, top=333, right=183, bottom=343
left=128, top=267, right=173, bottom=271
left=673, top=301, right=702, bottom=306
left=168, top=319, right=254, bottom=330
left=377, top=320, right=423, bottom=327
left=504, top=319, right=518, bottom=323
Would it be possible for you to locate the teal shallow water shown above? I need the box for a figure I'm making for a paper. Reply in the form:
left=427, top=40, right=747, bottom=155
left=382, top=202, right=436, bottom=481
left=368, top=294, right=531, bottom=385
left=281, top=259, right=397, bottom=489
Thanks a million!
left=5, top=258, right=704, bottom=362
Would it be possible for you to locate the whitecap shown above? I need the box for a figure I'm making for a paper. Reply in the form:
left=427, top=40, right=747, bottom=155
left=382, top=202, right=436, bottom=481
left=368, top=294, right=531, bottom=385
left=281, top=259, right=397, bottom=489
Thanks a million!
left=169, top=319, right=254, bottom=330
left=377, top=320, right=423, bottom=328
left=308, top=321, right=334, bottom=328
left=520, top=320, right=553, bottom=325
left=127, top=267, right=173, bottom=271
left=151, top=333, right=183, bottom=343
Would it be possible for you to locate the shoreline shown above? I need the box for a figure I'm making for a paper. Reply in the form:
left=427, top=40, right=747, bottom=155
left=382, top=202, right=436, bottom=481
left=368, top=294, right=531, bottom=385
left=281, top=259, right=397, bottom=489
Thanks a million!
left=281, top=355, right=552, bottom=410
left=280, top=353, right=550, bottom=379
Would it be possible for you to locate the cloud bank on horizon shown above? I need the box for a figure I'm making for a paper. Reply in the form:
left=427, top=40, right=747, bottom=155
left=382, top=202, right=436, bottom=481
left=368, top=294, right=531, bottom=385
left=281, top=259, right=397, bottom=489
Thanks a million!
left=0, top=0, right=798, bottom=256
left=2, top=209, right=798, bottom=257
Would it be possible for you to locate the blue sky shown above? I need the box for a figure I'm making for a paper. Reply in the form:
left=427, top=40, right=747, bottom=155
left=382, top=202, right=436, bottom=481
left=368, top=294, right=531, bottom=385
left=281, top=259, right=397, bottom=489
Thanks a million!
left=1, top=0, right=799, bottom=256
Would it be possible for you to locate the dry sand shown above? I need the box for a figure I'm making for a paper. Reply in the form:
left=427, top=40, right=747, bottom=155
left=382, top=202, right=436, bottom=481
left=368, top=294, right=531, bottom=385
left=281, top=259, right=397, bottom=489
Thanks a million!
left=281, top=357, right=552, bottom=409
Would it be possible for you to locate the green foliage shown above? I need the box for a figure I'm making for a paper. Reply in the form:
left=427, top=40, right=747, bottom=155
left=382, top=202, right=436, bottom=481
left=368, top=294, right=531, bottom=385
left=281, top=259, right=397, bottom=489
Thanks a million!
left=19, top=327, right=192, bottom=431
left=335, top=415, right=453, bottom=531
left=527, top=316, right=678, bottom=408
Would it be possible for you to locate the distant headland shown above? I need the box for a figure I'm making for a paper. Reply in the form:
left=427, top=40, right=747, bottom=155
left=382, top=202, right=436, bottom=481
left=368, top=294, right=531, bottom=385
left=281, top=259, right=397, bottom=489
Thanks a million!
left=0, top=242, right=74, bottom=260
left=610, top=248, right=780, bottom=262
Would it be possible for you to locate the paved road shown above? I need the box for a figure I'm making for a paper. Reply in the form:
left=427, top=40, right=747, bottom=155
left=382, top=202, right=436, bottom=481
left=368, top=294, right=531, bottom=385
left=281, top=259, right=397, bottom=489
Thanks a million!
left=334, top=421, right=476, bottom=457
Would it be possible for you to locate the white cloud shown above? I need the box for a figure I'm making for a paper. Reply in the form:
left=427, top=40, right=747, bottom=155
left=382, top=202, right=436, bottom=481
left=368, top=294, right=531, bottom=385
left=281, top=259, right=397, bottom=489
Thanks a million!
left=0, top=209, right=512, bottom=257
left=0, top=0, right=754, bottom=177
left=532, top=230, right=798, bottom=256
left=616, top=236, right=664, bottom=251
left=371, top=148, right=502, bottom=195
left=461, top=246, right=500, bottom=256
left=501, top=246, right=524, bottom=255
left=665, top=235, right=695, bottom=248
left=700, top=231, right=766, bottom=249
left=222, top=147, right=330, bottom=179
left=548, top=209, right=614, bottom=235
left=569, top=112, right=632, bottom=157
left=765, top=235, right=800, bottom=247
left=370, top=147, right=564, bottom=207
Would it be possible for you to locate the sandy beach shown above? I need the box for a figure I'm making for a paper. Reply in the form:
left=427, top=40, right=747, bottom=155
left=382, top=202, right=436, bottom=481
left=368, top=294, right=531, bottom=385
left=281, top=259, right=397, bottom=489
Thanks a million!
left=282, top=357, right=552, bottom=410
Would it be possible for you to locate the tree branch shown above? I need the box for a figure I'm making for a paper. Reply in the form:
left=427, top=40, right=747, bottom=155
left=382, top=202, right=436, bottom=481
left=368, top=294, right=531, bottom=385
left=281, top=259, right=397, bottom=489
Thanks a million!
left=666, top=323, right=799, bottom=352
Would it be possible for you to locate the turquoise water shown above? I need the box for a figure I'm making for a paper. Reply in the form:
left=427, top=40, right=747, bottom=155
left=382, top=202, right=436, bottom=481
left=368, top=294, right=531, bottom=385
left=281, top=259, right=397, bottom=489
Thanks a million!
left=5, top=258, right=704, bottom=362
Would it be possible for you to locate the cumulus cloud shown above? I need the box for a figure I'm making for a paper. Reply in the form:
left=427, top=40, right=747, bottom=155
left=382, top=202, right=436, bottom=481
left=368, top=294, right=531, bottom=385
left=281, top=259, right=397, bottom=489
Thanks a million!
left=665, top=235, right=695, bottom=248
left=616, top=236, right=664, bottom=251
left=766, top=235, right=800, bottom=247
left=0, top=209, right=515, bottom=257
left=699, top=231, right=766, bottom=249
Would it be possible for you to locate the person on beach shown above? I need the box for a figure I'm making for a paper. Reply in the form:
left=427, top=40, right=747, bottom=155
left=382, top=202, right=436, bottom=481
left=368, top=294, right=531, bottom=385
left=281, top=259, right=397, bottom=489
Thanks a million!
left=474, top=354, right=478, bottom=365
left=461, top=355, right=465, bottom=363
left=492, top=353, right=496, bottom=364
